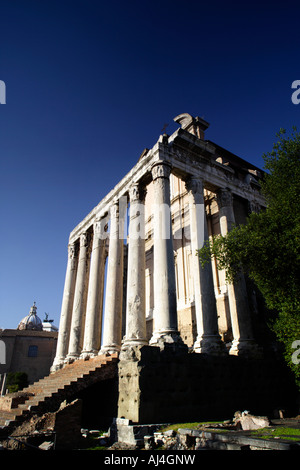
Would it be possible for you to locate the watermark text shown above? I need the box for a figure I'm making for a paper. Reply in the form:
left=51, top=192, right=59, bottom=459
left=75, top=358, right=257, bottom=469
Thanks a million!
left=0, top=340, right=6, bottom=364
left=291, top=340, right=300, bottom=364
left=291, top=80, right=300, bottom=105
left=0, top=80, right=6, bottom=104
left=95, top=196, right=205, bottom=246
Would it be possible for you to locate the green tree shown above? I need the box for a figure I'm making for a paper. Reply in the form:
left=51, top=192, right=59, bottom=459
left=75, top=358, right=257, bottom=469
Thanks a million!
left=6, top=372, right=28, bottom=393
left=198, top=128, right=300, bottom=386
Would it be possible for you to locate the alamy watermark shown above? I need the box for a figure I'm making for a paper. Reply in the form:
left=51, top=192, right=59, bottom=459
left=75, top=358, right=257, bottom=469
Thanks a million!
left=291, top=80, right=300, bottom=105
left=94, top=196, right=205, bottom=246
left=0, top=80, right=6, bottom=104
left=291, top=340, right=300, bottom=365
left=0, top=340, right=6, bottom=364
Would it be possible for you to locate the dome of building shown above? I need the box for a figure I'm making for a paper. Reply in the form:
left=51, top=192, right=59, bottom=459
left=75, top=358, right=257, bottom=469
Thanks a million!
left=18, top=302, right=43, bottom=331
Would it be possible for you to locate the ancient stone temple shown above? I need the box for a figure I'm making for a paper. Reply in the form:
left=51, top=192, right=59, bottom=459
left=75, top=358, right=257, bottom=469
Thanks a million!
left=50, top=113, right=295, bottom=425
left=52, top=112, right=265, bottom=370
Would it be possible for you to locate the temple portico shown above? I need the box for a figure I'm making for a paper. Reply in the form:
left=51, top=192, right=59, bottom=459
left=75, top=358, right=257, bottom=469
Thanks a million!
left=51, top=113, right=265, bottom=372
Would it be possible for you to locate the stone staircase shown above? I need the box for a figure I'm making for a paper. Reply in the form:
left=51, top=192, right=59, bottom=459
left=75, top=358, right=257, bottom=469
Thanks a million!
left=0, top=353, right=118, bottom=433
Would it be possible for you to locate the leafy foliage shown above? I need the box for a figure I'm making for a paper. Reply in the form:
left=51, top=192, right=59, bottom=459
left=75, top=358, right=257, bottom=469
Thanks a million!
left=198, top=128, right=300, bottom=385
left=6, top=371, right=28, bottom=393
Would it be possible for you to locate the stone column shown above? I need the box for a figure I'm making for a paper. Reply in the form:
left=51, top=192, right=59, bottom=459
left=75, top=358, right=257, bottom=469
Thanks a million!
left=121, top=183, right=148, bottom=349
left=81, top=220, right=107, bottom=359
left=217, top=188, right=259, bottom=356
left=51, top=242, right=78, bottom=371
left=101, top=200, right=125, bottom=354
left=185, top=176, right=226, bottom=355
left=150, top=161, right=185, bottom=350
left=65, top=232, right=91, bottom=362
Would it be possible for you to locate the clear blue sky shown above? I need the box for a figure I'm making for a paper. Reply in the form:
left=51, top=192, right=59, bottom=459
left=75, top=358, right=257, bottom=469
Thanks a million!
left=0, top=0, right=299, bottom=330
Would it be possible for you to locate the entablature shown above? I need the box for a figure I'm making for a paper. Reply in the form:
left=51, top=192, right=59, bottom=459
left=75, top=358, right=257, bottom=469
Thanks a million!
left=69, top=116, right=266, bottom=244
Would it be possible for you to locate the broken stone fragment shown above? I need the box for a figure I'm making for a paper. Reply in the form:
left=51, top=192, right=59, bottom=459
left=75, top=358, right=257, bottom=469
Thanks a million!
left=39, top=441, right=54, bottom=451
left=234, top=410, right=270, bottom=430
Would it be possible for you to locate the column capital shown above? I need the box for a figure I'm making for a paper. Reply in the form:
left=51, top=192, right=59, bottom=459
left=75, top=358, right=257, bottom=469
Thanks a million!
left=217, top=188, right=233, bottom=209
left=68, top=242, right=78, bottom=260
left=129, top=182, right=147, bottom=203
left=184, top=176, right=204, bottom=194
left=93, top=219, right=109, bottom=245
left=94, top=218, right=108, bottom=234
left=110, top=201, right=120, bottom=218
left=80, top=231, right=90, bottom=248
left=151, top=160, right=172, bottom=181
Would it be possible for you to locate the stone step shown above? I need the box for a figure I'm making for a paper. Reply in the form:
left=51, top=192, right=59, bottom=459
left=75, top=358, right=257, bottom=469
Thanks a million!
left=19, top=356, right=115, bottom=392
left=0, top=354, right=118, bottom=433
left=0, top=408, right=29, bottom=426
left=22, top=365, right=110, bottom=394
left=0, top=410, right=18, bottom=419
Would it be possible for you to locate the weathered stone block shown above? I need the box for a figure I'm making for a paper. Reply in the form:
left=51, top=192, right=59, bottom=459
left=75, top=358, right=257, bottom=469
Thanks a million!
left=0, top=392, right=33, bottom=411
left=117, top=346, right=298, bottom=425
left=234, top=411, right=270, bottom=430
left=54, top=398, right=83, bottom=450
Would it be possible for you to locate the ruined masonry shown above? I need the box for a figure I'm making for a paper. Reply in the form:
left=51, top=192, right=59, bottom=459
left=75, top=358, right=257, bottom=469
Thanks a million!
left=49, top=113, right=297, bottom=425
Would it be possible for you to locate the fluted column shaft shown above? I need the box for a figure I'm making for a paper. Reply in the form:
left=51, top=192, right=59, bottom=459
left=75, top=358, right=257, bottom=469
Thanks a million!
left=101, top=201, right=125, bottom=354
left=217, top=188, right=258, bottom=356
left=66, top=232, right=91, bottom=362
left=122, top=183, right=148, bottom=348
left=51, top=243, right=78, bottom=371
left=81, top=220, right=107, bottom=358
left=185, top=176, right=226, bottom=354
left=150, top=161, right=185, bottom=349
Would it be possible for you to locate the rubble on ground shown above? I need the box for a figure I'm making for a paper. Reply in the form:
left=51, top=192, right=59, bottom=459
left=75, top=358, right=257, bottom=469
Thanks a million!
left=1, top=409, right=299, bottom=450
left=0, top=398, right=82, bottom=450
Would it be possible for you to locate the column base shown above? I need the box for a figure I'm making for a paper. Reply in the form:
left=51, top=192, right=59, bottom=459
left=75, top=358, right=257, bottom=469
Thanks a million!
left=80, top=349, right=98, bottom=360
left=50, top=358, right=65, bottom=373
left=64, top=353, right=80, bottom=364
left=121, top=338, right=148, bottom=349
left=193, top=334, right=227, bottom=356
left=120, top=341, right=149, bottom=362
left=229, top=339, right=262, bottom=358
left=100, top=344, right=121, bottom=356
left=149, top=330, right=188, bottom=352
